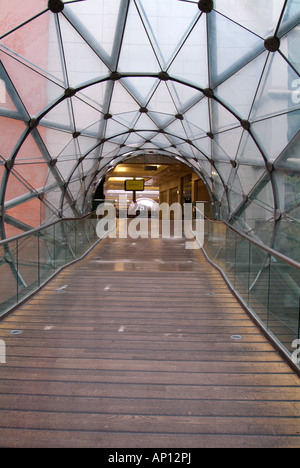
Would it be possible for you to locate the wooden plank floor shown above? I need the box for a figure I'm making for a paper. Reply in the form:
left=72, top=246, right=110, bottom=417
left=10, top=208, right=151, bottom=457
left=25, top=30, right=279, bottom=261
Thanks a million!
left=0, top=232, right=300, bottom=448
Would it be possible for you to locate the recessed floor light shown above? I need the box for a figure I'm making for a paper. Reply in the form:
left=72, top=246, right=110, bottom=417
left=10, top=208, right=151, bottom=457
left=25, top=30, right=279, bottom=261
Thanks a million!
left=231, top=334, right=243, bottom=340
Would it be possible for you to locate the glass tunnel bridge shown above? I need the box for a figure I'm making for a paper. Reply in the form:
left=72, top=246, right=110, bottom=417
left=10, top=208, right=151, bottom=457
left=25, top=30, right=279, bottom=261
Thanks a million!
left=0, top=0, right=300, bottom=449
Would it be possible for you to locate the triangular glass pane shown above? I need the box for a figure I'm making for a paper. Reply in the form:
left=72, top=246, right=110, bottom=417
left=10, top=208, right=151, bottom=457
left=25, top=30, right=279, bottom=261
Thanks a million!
left=236, top=164, right=266, bottom=196
left=121, top=77, right=160, bottom=108
left=168, top=13, right=209, bottom=88
left=109, top=81, right=141, bottom=114
left=167, top=80, right=202, bottom=113
left=101, top=141, right=120, bottom=157
left=39, top=126, right=73, bottom=159
left=183, top=120, right=206, bottom=140
left=228, top=187, right=244, bottom=212
left=71, top=96, right=102, bottom=132
left=252, top=110, right=300, bottom=162
left=65, top=0, right=121, bottom=56
left=14, top=132, right=46, bottom=166
left=215, top=52, right=268, bottom=120
left=164, top=119, right=187, bottom=140
left=148, top=111, right=173, bottom=127
left=113, top=111, right=139, bottom=128
left=77, top=135, right=98, bottom=156
left=212, top=140, right=231, bottom=162
left=215, top=162, right=233, bottom=186
left=76, top=81, right=109, bottom=113
left=184, top=98, right=210, bottom=134
left=193, top=136, right=211, bottom=157
left=176, top=142, right=194, bottom=158
left=211, top=100, right=240, bottom=133
left=4, top=170, right=34, bottom=204
left=82, top=154, right=98, bottom=175
left=40, top=98, right=75, bottom=132
left=0, top=72, right=25, bottom=118
left=214, top=0, right=285, bottom=38
left=105, top=117, right=131, bottom=139
left=236, top=131, right=265, bottom=165
left=0, top=117, right=27, bottom=159
left=278, top=0, right=300, bottom=36
left=118, top=0, right=161, bottom=74
left=57, top=138, right=81, bottom=166
left=147, top=81, right=178, bottom=115
left=136, top=0, right=199, bottom=68
left=123, top=132, right=144, bottom=148
left=250, top=53, right=300, bottom=121
left=136, top=130, right=156, bottom=141
left=208, top=11, right=263, bottom=88
left=151, top=133, right=172, bottom=148
left=0, top=11, right=65, bottom=85
left=0, top=52, right=64, bottom=116
left=214, top=127, right=244, bottom=160
left=59, top=15, right=109, bottom=88
left=56, top=161, right=76, bottom=182
left=0, top=0, right=48, bottom=37
left=81, top=119, right=104, bottom=138
left=248, top=178, right=275, bottom=211
left=280, top=27, right=300, bottom=74
left=275, top=131, right=300, bottom=172
left=135, top=113, right=159, bottom=132
left=10, top=161, right=48, bottom=196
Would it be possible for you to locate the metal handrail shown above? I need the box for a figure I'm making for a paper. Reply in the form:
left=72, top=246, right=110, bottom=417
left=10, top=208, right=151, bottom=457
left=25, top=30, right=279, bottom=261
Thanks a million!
left=0, top=211, right=97, bottom=247
left=195, top=205, right=300, bottom=270
left=2, top=207, right=299, bottom=270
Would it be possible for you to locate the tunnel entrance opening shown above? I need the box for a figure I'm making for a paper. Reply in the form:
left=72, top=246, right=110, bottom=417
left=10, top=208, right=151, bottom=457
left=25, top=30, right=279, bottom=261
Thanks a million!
left=92, top=154, right=213, bottom=220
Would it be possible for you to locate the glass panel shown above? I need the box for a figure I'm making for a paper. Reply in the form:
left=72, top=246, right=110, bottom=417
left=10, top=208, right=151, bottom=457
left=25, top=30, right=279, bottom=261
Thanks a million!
left=118, top=0, right=161, bottom=74
left=0, top=49, right=64, bottom=116
left=183, top=98, right=210, bottom=136
left=268, top=256, right=300, bottom=354
left=214, top=52, right=268, bottom=120
left=252, top=110, right=300, bottom=163
left=250, top=52, right=300, bottom=121
left=280, top=27, right=300, bottom=75
left=273, top=215, right=300, bottom=263
left=234, top=236, right=251, bottom=303
left=168, top=12, right=209, bottom=88
left=248, top=247, right=270, bottom=324
left=203, top=217, right=300, bottom=367
left=0, top=118, right=27, bottom=159
left=72, top=96, right=103, bottom=133
left=39, top=224, right=56, bottom=283
left=59, top=15, right=109, bottom=88
left=136, top=0, right=199, bottom=69
left=65, top=0, right=122, bottom=56
left=17, top=234, right=39, bottom=302
left=207, top=10, right=263, bottom=87
left=0, top=242, right=18, bottom=315
left=214, top=0, right=285, bottom=38
left=147, top=81, right=178, bottom=115
left=278, top=0, right=300, bottom=36
left=0, top=0, right=48, bottom=37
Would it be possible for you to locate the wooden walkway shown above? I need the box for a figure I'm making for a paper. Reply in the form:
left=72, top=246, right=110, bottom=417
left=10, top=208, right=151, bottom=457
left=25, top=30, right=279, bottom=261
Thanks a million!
left=0, top=232, right=300, bottom=448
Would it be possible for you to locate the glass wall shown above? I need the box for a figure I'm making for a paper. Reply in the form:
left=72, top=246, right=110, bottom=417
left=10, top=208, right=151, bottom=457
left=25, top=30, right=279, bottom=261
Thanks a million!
left=200, top=216, right=300, bottom=367
left=0, top=213, right=99, bottom=318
